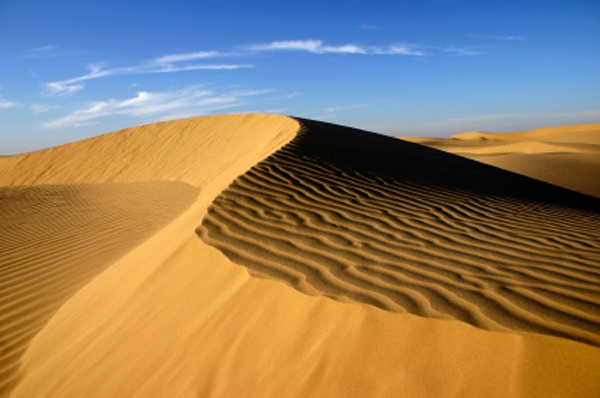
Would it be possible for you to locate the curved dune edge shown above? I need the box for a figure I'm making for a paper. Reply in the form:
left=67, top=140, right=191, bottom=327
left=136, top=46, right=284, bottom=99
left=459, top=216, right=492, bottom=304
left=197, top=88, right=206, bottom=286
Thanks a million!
left=0, top=114, right=300, bottom=396
left=400, top=123, right=600, bottom=197
left=201, top=118, right=600, bottom=347
left=3, top=115, right=600, bottom=397
left=0, top=113, right=298, bottom=187
left=10, top=233, right=600, bottom=398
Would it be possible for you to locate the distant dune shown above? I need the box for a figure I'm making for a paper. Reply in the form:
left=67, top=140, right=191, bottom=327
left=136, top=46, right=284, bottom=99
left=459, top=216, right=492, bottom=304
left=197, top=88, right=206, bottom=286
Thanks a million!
left=400, top=123, right=600, bottom=198
left=1, top=115, right=599, bottom=397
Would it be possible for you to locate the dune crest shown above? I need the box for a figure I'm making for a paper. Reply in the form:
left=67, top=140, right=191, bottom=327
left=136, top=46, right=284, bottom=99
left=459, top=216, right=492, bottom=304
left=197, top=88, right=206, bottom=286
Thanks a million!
left=2, top=115, right=599, bottom=397
left=0, top=114, right=299, bottom=396
left=0, top=113, right=298, bottom=187
left=200, top=119, right=600, bottom=346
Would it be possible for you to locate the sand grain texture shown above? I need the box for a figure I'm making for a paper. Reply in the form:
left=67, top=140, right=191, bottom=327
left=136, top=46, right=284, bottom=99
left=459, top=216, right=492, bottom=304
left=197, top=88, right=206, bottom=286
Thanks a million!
left=2, top=115, right=599, bottom=397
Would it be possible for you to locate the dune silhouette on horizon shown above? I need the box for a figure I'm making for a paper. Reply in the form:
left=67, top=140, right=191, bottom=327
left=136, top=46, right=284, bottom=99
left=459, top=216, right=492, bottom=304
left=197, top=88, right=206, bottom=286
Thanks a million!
left=401, top=123, right=600, bottom=198
left=1, top=114, right=599, bottom=397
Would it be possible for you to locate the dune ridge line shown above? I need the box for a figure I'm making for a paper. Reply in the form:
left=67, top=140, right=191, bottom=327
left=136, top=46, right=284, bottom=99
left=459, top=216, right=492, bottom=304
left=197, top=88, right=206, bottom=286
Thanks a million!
left=0, top=114, right=300, bottom=396
left=199, top=118, right=600, bottom=347
left=2, top=114, right=599, bottom=397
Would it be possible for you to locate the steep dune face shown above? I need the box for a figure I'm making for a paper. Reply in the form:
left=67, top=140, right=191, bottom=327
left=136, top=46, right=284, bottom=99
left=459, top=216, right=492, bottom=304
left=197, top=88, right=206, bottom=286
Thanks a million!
left=200, top=119, right=600, bottom=346
left=400, top=123, right=600, bottom=197
left=2, top=115, right=600, bottom=397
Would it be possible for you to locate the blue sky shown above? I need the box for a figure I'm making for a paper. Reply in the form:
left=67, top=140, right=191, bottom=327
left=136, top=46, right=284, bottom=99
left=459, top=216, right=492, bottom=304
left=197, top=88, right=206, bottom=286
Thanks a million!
left=1, top=0, right=599, bottom=154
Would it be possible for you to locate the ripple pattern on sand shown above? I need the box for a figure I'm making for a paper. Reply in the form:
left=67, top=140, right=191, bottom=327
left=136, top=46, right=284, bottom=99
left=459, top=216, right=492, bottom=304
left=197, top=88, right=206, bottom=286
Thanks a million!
left=199, top=120, right=600, bottom=346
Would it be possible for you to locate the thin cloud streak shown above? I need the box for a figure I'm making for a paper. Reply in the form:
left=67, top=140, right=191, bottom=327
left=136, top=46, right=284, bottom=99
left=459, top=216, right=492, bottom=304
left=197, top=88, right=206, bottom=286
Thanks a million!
left=24, top=45, right=92, bottom=59
left=375, top=45, right=426, bottom=56
left=470, top=34, right=525, bottom=41
left=153, top=51, right=222, bottom=64
left=30, top=104, right=57, bottom=114
left=42, top=85, right=271, bottom=128
left=29, top=45, right=58, bottom=53
left=46, top=39, right=431, bottom=96
left=0, top=99, right=17, bottom=109
left=444, top=46, right=481, bottom=56
left=46, top=51, right=252, bottom=97
left=248, top=40, right=425, bottom=56
left=487, top=35, right=525, bottom=41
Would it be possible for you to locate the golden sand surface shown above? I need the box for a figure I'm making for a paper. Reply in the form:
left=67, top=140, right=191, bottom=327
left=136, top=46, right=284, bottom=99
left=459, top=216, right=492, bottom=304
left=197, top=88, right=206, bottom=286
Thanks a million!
left=400, top=123, right=600, bottom=198
left=1, top=115, right=599, bottom=397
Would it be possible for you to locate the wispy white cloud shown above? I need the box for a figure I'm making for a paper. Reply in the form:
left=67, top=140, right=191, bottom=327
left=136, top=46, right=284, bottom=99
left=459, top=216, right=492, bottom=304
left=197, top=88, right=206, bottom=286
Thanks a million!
left=46, top=82, right=85, bottom=97
left=45, top=39, right=429, bottom=96
left=24, top=45, right=91, bottom=59
left=486, top=35, right=525, bottom=41
left=45, top=51, right=252, bottom=96
left=469, top=34, right=525, bottom=42
left=248, top=40, right=364, bottom=54
left=30, top=103, right=57, bottom=114
left=375, top=45, right=426, bottom=56
left=0, top=87, right=17, bottom=109
left=0, top=99, right=17, bottom=109
left=42, top=85, right=271, bottom=128
left=248, top=40, right=425, bottom=56
left=444, top=46, right=481, bottom=56
left=29, top=45, right=58, bottom=53
left=153, top=51, right=222, bottom=64
left=45, top=63, right=111, bottom=96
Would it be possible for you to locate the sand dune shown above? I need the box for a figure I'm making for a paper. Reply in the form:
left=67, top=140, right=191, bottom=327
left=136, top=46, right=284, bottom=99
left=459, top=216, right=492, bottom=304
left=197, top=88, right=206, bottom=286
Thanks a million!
left=1, top=115, right=599, bottom=397
left=0, top=181, right=198, bottom=394
left=0, top=114, right=299, bottom=396
left=200, top=119, right=600, bottom=347
left=400, top=123, right=600, bottom=197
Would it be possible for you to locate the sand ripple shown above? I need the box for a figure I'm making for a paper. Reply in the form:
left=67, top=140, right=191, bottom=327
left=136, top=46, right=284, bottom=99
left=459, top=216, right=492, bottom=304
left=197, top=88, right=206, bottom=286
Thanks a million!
left=199, top=119, right=600, bottom=347
left=0, top=181, right=198, bottom=395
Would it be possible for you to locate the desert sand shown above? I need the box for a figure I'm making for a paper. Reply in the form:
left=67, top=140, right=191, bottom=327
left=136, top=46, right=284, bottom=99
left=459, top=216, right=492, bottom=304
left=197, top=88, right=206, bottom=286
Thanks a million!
left=400, top=123, right=600, bottom=198
left=1, top=114, right=599, bottom=397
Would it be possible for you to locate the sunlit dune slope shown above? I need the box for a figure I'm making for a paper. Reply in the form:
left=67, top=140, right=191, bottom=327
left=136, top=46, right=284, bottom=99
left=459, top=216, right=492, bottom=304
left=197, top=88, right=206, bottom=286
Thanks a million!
left=0, top=181, right=198, bottom=395
left=400, top=123, right=600, bottom=197
left=2, top=115, right=600, bottom=397
left=0, top=113, right=297, bottom=187
left=0, top=114, right=299, bottom=396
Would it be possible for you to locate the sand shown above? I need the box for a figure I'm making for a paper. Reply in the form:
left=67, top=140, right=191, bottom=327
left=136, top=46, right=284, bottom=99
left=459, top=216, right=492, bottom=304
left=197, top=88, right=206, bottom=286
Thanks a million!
left=1, top=114, right=599, bottom=397
left=399, top=123, right=600, bottom=198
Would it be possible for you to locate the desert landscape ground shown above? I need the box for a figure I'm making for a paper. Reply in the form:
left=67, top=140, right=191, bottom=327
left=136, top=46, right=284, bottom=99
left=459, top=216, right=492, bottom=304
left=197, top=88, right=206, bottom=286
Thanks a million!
left=1, top=114, right=599, bottom=397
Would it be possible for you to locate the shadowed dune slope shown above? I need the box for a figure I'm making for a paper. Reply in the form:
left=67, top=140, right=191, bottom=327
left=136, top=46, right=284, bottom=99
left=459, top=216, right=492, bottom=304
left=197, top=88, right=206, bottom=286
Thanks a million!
left=200, top=118, right=600, bottom=346
left=400, top=123, right=600, bottom=197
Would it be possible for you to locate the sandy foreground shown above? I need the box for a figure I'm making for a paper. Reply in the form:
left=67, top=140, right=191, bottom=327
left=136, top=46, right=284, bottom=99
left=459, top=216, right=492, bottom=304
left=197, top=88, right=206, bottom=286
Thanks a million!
left=0, top=114, right=599, bottom=397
